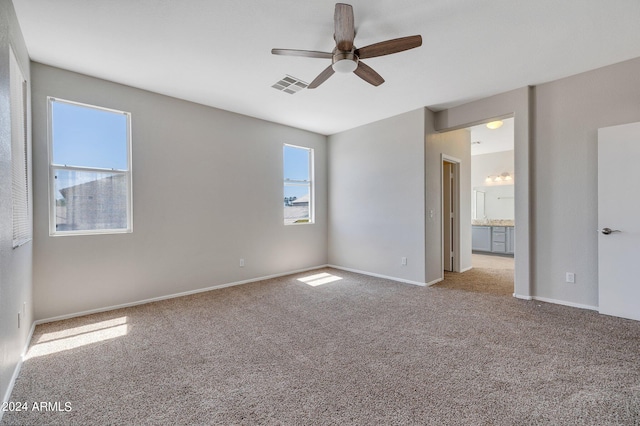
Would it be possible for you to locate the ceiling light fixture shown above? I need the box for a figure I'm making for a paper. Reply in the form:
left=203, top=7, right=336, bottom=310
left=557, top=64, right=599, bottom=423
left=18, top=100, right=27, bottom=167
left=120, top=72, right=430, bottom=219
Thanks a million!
left=486, top=120, right=504, bottom=130
left=332, top=51, right=358, bottom=73
left=484, top=173, right=514, bottom=184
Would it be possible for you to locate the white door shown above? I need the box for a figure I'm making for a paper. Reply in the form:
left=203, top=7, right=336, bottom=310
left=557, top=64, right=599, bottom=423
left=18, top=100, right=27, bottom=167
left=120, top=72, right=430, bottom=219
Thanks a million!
left=598, top=122, right=640, bottom=321
left=442, top=158, right=460, bottom=273
left=443, top=162, right=453, bottom=271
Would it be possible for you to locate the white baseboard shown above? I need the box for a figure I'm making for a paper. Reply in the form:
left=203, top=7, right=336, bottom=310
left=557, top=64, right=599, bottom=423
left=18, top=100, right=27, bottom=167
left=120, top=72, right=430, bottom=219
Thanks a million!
left=513, top=293, right=532, bottom=301
left=514, top=293, right=597, bottom=311
left=530, top=296, right=598, bottom=311
left=1, top=321, right=36, bottom=422
left=36, top=265, right=330, bottom=325
left=327, top=265, right=426, bottom=287
left=459, top=266, right=473, bottom=273
left=426, top=277, right=443, bottom=286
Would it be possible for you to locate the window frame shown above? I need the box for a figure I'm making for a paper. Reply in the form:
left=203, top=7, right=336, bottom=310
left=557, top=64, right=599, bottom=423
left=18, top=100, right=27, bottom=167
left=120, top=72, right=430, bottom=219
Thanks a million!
left=283, top=143, right=314, bottom=226
left=47, top=97, right=133, bottom=236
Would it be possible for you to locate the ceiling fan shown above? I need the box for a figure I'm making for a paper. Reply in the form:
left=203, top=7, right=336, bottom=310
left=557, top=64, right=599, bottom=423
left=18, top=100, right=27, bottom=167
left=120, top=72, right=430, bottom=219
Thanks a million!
left=272, top=3, right=422, bottom=89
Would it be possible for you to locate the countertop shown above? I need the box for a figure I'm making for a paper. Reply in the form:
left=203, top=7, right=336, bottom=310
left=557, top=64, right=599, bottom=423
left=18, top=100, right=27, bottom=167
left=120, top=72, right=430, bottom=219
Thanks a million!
left=472, top=220, right=515, bottom=227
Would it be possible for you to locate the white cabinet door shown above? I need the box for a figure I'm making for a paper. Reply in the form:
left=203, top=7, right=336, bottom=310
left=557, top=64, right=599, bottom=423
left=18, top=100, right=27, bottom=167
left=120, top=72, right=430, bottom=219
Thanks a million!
left=598, top=123, right=640, bottom=321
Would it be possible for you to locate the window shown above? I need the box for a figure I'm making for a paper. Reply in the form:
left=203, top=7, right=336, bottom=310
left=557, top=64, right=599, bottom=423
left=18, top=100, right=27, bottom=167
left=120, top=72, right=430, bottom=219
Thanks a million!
left=48, top=98, right=132, bottom=235
left=283, top=144, right=314, bottom=225
left=10, top=46, right=31, bottom=248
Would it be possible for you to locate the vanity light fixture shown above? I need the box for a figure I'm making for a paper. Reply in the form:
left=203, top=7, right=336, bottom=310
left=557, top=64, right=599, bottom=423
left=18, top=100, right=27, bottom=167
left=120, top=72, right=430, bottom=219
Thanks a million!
left=486, top=120, right=504, bottom=130
left=485, top=172, right=514, bottom=184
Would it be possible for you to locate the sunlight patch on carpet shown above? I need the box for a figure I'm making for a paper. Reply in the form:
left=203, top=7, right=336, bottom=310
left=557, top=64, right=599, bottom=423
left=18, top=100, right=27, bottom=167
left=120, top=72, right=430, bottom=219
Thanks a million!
left=298, top=272, right=343, bottom=286
left=28, top=317, right=129, bottom=359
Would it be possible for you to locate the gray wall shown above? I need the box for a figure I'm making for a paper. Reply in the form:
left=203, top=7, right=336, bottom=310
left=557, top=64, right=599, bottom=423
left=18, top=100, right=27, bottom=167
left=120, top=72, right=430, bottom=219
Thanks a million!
left=31, top=63, right=328, bottom=321
left=533, top=57, right=640, bottom=308
left=326, top=107, right=472, bottom=286
left=0, top=0, right=33, bottom=406
left=327, top=109, right=427, bottom=284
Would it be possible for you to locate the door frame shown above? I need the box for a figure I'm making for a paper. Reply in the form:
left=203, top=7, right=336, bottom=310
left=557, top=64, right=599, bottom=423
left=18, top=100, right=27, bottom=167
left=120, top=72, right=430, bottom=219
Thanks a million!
left=436, top=113, right=520, bottom=294
left=441, top=154, right=461, bottom=273
left=431, top=87, right=531, bottom=299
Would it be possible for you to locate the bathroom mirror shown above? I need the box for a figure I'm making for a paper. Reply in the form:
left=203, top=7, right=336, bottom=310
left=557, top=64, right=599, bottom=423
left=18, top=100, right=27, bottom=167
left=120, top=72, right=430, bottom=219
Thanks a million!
left=473, top=185, right=514, bottom=220
left=473, top=190, right=485, bottom=220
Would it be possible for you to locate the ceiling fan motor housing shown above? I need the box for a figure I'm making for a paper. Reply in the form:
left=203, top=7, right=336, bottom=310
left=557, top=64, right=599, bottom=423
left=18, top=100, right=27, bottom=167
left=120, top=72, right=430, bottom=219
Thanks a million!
left=332, top=49, right=358, bottom=73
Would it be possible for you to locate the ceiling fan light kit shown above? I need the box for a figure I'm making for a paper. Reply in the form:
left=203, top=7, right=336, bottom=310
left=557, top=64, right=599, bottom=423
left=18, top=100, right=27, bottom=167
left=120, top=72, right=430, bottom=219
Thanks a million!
left=332, top=50, right=358, bottom=73
left=272, top=3, right=422, bottom=89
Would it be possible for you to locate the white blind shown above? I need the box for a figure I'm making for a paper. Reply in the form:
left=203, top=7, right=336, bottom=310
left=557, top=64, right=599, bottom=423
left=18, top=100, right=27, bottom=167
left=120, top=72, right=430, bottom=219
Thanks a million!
left=10, top=47, right=31, bottom=248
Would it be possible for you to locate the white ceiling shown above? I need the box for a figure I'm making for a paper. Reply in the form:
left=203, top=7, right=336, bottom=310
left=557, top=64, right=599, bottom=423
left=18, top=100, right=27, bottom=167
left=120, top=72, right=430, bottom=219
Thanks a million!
left=470, top=118, right=514, bottom=156
left=12, top=0, right=640, bottom=135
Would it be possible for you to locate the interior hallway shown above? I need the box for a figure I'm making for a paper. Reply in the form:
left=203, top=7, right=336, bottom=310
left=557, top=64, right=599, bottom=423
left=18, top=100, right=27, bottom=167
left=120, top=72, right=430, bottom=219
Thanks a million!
left=437, top=254, right=514, bottom=296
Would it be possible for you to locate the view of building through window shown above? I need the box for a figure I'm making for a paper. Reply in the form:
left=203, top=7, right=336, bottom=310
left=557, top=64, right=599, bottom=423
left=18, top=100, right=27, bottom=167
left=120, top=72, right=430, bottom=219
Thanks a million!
left=283, top=144, right=313, bottom=225
left=49, top=98, right=132, bottom=234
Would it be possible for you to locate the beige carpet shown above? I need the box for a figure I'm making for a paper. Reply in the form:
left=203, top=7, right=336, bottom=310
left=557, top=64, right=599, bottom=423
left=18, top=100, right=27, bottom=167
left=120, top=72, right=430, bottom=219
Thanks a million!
left=471, top=253, right=515, bottom=270
left=437, top=254, right=514, bottom=296
left=3, top=268, right=640, bottom=425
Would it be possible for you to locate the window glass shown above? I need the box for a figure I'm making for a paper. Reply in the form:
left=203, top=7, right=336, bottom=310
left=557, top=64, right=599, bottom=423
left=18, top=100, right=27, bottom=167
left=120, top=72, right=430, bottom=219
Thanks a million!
left=54, top=170, right=128, bottom=232
left=284, top=144, right=313, bottom=225
left=49, top=98, right=132, bottom=235
left=51, top=101, right=128, bottom=170
left=283, top=145, right=310, bottom=181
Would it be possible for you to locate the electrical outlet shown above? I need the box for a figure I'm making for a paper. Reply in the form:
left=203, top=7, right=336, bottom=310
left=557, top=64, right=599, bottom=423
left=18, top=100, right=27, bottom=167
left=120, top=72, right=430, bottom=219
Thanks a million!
left=239, top=258, right=245, bottom=267
left=401, top=257, right=407, bottom=266
left=566, top=272, right=575, bottom=283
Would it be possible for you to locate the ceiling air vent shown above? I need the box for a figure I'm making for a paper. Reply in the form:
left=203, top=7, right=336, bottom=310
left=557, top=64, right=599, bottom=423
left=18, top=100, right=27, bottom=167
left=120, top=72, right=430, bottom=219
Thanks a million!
left=272, top=75, right=308, bottom=94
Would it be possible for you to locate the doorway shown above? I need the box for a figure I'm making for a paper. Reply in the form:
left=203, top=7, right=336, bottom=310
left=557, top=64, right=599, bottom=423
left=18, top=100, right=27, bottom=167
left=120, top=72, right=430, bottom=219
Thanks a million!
left=440, top=117, right=516, bottom=296
left=470, top=118, right=515, bottom=293
left=442, top=156, right=460, bottom=272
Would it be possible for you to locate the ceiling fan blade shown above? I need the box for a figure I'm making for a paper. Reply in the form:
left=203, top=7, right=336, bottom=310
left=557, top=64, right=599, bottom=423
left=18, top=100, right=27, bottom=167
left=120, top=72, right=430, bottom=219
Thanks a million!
left=271, top=49, right=333, bottom=59
left=334, top=3, right=355, bottom=51
left=308, top=65, right=335, bottom=89
left=355, top=35, right=422, bottom=59
left=353, top=61, right=384, bottom=86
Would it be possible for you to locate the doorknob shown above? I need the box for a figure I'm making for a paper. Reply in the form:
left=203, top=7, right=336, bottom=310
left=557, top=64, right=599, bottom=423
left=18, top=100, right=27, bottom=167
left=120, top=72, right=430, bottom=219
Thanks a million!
left=598, top=227, right=621, bottom=235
